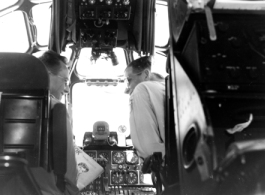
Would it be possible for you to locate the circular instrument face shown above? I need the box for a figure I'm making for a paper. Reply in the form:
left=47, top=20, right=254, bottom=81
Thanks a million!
left=88, top=0, right=95, bottom=4
left=106, top=0, right=112, bottom=5
left=126, top=171, right=138, bottom=184
left=118, top=125, right=127, bottom=133
left=111, top=172, right=124, bottom=184
left=98, top=152, right=109, bottom=162
left=126, top=151, right=139, bottom=164
left=87, top=152, right=96, bottom=160
left=112, top=151, right=125, bottom=164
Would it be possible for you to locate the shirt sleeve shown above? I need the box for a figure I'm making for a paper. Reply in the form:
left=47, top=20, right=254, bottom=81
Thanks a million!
left=64, top=111, right=80, bottom=195
left=130, top=83, right=165, bottom=159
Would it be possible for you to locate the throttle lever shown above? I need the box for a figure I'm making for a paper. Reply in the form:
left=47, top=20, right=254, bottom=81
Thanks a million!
left=205, top=6, right=216, bottom=41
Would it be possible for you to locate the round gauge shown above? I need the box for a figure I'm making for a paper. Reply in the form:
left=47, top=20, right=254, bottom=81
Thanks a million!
left=88, top=0, right=95, bottom=4
left=123, top=0, right=130, bottom=5
left=126, top=171, right=138, bottom=184
left=98, top=152, right=109, bottom=162
left=111, top=171, right=124, bottom=184
left=106, top=0, right=112, bottom=5
left=87, top=152, right=96, bottom=160
left=126, top=151, right=139, bottom=164
left=112, top=152, right=125, bottom=164
left=118, top=125, right=127, bottom=133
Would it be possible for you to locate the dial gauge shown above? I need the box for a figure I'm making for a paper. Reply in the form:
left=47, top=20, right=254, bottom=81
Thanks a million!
left=88, top=0, right=95, bottom=4
left=126, top=171, right=138, bottom=184
left=118, top=125, right=127, bottom=133
left=111, top=171, right=124, bottom=184
left=126, top=151, right=139, bottom=164
left=98, top=152, right=109, bottom=162
left=112, top=151, right=125, bottom=164
left=106, top=0, right=112, bottom=5
left=87, top=152, right=96, bottom=160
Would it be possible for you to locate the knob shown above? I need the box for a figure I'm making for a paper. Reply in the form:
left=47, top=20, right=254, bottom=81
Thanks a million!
left=88, top=0, right=95, bottom=4
left=106, top=0, right=112, bottom=5
left=123, top=0, right=130, bottom=5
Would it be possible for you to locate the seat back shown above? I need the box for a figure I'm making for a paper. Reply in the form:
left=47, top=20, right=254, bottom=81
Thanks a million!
left=0, top=52, right=50, bottom=168
left=0, top=155, right=42, bottom=195
left=50, top=103, right=67, bottom=192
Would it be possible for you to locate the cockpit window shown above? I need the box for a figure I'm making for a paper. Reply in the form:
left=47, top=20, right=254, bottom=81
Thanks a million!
left=155, top=1, right=169, bottom=47
left=0, top=11, right=30, bottom=52
left=72, top=83, right=130, bottom=147
left=0, top=0, right=18, bottom=10
left=76, top=48, right=127, bottom=78
left=31, top=2, right=52, bottom=46
left=133, top=49, right=168, bottom=77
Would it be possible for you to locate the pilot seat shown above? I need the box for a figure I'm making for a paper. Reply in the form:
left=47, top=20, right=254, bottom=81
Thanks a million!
left=0, top=52, right=68, bottom=194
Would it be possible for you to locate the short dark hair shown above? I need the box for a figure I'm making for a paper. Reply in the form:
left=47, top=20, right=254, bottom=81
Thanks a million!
left=39, top=50, right=67, bottom=75
left=126, top=56, right=151, bottom=73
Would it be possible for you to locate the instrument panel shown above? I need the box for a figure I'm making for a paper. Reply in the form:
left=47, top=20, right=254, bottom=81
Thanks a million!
left=78, top=0, right=134, bottom=49
left=79, top=0, right=131, bottom=20
left=180, top=15, right=265, bottom=92
left=80, top=149, right=154, bottom=195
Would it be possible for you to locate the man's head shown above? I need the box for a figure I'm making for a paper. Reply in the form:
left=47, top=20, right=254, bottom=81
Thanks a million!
left=124, top=56, right=152, bottom=95
left=39, top=50, right=69, bottom=100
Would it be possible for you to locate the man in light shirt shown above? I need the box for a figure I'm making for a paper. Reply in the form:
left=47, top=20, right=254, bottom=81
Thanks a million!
left=124, top=56, right=165, bottom=159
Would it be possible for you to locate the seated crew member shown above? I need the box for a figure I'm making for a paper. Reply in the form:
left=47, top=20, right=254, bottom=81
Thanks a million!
left=31, top=50, right=80, bottom=195
left=124, top=72, right=164, bottom=94
left=124, top=56, right=165, bottom=159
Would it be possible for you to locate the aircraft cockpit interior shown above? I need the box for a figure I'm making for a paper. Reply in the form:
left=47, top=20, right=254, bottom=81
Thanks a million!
left=1, top=0, right=265, bottom=195
left=0, top=0, right=166, bottom=194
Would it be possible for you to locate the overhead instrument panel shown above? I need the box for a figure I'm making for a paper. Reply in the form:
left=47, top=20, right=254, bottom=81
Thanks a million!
left=79, top=0, right=131, bottom=20
left=78, top=0, right=132, bottom=49
left=51, top=0, right=155, bottom=56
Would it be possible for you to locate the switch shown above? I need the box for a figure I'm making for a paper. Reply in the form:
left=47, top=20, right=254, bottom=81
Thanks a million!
left=103, top=177, right=109, bottom=192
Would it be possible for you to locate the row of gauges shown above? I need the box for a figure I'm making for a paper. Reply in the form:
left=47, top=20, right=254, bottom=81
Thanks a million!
left=86, top=151, right=139, bottom=165
left=111, top=170, right=140, bottom=184
left=80, top=0, right=130, bottom=6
